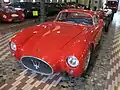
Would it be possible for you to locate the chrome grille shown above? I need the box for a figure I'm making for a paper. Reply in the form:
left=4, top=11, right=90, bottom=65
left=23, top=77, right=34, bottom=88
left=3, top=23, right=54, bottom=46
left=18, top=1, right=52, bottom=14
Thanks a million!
left=21, top=56, right=53, bottom=75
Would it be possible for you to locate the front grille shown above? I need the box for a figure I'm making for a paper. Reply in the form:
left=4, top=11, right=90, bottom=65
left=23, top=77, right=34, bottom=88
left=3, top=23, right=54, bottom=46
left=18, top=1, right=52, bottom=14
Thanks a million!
left=21, top=56, right=53, bottom=75
left=12, top=17, right=20, bottom=22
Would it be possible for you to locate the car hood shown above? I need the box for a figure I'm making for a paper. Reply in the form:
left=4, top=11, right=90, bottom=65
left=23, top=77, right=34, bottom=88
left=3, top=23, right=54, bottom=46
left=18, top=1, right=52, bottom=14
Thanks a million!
left=21, top=21, right=86, bottom=65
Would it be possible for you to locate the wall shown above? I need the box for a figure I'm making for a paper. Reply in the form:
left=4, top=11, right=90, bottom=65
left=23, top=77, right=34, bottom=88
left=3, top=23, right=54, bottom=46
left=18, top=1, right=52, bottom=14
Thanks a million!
left=102, top=0, right=107, bottom=8
left=90, top=0, right=103, bottom=10
left=78, top=0, right=84, bottom=4
left=0, top=0, right=12, bottom=7
left=118, top=0, right=120, bottom=10
left=0, top=0, right=103, bottom=8
left=84, top=0, right=89, bottom=6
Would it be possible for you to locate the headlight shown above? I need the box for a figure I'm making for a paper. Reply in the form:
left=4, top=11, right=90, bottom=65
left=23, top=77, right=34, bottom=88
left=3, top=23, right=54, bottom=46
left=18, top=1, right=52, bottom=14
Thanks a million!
left=11, top=14, right=18, bottom=17
left=66, top=56, right=79, bottom=68
left=10, top=42, right=17, bottom=51
left=3, top=15, right=7, bottom=19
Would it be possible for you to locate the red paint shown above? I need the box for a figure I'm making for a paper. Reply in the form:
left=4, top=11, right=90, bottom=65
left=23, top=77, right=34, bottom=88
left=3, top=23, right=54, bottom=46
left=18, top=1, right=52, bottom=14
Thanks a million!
left=10, top=9, right=104, bottom=77
left=96, top=10, right=105, bottom=19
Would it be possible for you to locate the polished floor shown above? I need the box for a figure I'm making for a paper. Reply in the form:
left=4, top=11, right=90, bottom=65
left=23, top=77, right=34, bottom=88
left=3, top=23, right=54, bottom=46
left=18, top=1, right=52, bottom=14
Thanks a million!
left=105, top=11, right=120, bottom=90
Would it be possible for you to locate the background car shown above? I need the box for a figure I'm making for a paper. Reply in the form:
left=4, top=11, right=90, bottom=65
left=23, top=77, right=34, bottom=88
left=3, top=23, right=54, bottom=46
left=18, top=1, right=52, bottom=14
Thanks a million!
left=63, top=2, right=76, bottom=9
left=104, top=8, right=112, bottom=17
left=96, top=9, right=105, bottom=19
left=8, top=2, right=40, bottom=18
left=0, top=6, right=24, bottom=22
left=8, top=2, right=63, bottom=18
left=96, top=7, right=113, bottom=32
left=45, top=3, right=61, bottom=16
left=105, top=0, right=118, bottom=13
left=9, top=9, right=104, bottom=77
left=103, top=8, right=113, bottom=32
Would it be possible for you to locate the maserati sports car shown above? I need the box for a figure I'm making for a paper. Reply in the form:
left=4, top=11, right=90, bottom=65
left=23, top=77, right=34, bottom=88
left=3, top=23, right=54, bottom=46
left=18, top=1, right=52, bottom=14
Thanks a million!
left=0, top=6, right=24, bottom=22
left=9, top=9, right=104, bottom=77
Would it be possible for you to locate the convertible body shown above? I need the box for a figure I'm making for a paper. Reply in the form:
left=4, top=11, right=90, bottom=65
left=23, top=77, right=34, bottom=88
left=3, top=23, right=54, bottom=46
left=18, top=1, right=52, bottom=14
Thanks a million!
left=9, top=9, right=104, bottom=77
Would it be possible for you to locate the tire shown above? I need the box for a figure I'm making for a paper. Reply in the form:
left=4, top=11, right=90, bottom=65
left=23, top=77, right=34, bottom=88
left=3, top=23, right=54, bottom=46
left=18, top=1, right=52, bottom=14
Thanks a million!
left=83, top=47, right=92, bottom=73
left=82, top=46, right=94, bottom=77
left=105, top=24, right=108, bottom=32
left=0, top=19, right=2, bottom=23
left=97, top=29, right=103, bottom=45
left=110, top=13, right=114, bottom=21
left=104, top=21, right=110, bottom=32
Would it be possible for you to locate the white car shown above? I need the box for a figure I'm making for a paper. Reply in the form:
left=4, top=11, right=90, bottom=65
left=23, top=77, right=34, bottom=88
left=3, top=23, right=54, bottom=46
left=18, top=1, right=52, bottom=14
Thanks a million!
left=104, top=8, right=112, bottom=16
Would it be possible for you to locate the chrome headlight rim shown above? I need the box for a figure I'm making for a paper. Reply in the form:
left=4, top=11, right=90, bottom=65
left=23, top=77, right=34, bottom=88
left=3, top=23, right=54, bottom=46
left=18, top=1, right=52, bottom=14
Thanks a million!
left=66, top=56, right=79, bottom=68
left=10, top=42, right=17, bottom=51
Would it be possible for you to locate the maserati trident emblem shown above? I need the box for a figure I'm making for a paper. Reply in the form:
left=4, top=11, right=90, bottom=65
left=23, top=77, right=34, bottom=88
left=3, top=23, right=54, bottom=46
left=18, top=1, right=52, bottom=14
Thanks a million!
left=31, top=59, right=40, bottom=69
left=36, top=48, right=40, bottom=51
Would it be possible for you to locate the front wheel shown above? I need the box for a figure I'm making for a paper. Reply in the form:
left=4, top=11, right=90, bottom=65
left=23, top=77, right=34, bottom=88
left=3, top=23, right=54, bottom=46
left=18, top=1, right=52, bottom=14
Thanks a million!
left=104, top=22, right=110, bottom=32
left=84, top=48, right=91, bottom=72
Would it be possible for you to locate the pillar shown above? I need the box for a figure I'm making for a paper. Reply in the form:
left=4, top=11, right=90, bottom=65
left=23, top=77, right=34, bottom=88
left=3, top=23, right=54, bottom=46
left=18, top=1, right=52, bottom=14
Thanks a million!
left=118, top=0, right=120, bottom=10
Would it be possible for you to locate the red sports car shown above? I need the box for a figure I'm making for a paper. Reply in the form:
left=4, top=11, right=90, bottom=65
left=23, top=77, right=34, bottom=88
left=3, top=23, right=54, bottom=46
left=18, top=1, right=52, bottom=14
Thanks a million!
left=9, top=9, right=104, bottom=77
left=0, top=6, right=24, bottom=22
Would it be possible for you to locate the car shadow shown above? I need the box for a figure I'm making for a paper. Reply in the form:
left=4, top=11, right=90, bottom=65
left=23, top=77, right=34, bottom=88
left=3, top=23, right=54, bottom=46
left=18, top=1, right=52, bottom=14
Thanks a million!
left=83, top=44, right=102, bottom=78
left=59, top=44, right=102, bottom=89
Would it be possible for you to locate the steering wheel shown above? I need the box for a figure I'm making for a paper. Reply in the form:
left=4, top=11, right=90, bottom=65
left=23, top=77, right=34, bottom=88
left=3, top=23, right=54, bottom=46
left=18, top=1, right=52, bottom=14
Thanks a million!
left=66, top=20, right=76, bottom=24
left=65, top=19, right=77, bottom=24
left=81, top=22, right=88, bottom=25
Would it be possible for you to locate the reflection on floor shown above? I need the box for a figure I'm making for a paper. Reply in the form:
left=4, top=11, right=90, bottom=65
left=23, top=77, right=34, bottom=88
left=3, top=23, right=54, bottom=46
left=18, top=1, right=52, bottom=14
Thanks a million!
left=105, top=11, right=120, bottom=90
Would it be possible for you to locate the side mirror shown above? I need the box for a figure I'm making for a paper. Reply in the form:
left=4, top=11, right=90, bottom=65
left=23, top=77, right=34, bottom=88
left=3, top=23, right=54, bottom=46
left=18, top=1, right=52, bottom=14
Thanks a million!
left=98, top=19, right=104, bottom=25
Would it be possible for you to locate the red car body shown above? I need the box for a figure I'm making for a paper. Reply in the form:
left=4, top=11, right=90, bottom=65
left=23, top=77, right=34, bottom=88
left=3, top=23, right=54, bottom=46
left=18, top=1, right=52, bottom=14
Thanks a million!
left=0, top=6, right=24, bottom=22
left=9, top=9, right=104, bottom=77
left=96, top=10, right=105, bottom=19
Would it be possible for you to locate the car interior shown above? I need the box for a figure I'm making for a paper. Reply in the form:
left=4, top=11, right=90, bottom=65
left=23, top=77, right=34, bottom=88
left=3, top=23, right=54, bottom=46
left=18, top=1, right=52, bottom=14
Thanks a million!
left=56, top=12, right=93, bottom=25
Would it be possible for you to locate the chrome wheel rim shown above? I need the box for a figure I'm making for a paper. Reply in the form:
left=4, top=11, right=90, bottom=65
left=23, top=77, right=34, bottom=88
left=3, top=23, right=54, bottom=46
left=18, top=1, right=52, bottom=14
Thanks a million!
left=84, top=49, right=91, bottom=71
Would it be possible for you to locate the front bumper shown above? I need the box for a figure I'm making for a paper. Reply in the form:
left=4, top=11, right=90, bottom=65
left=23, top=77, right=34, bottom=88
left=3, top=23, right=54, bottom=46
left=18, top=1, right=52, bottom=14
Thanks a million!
left=20, top=56, right=54, bottom=75
left=3, top=17, right=24, bottom=22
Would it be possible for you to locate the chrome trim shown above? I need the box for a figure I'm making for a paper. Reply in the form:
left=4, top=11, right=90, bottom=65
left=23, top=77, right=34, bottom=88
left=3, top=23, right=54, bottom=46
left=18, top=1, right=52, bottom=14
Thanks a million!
left=20, top=56, right=54, bottom=75
left=66, top=56, right=79, bottom=68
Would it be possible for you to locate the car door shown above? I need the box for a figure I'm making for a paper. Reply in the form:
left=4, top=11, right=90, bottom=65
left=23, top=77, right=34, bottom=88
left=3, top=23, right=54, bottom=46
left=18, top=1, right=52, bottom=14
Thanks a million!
left=93, top=15, right=103, bottom=45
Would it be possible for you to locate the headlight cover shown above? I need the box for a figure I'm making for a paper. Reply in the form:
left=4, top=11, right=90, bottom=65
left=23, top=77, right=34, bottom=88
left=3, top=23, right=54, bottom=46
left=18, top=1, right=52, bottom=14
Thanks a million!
left=66, top=56, right=79, bottom=68
left=10, top=42, right=17, bottom=51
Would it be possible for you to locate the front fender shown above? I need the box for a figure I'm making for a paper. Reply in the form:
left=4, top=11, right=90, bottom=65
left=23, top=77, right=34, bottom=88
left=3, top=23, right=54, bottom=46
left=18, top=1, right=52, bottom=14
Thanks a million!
left=9, top=25, right=42, bottom=59
left=60, top=34, right=91, bottom=76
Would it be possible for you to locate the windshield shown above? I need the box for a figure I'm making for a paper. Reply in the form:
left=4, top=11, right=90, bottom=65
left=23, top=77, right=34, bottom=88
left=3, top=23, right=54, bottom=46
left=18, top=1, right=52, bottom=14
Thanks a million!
left=4, top=6, right=16, bottom=13
left=56, top=12, right=93, bottom=25
left=8, top=2, right=26, bottom=8
left=8, top=2, right=21, bottom=8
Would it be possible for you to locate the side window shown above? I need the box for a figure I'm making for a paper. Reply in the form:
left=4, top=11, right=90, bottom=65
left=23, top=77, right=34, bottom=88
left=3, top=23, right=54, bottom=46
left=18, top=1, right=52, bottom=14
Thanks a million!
left=93, top=15, right=99, bottom=25
left=59, top=13, right=67, bottom=20
left=0, top=8, right=4, bottom=11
